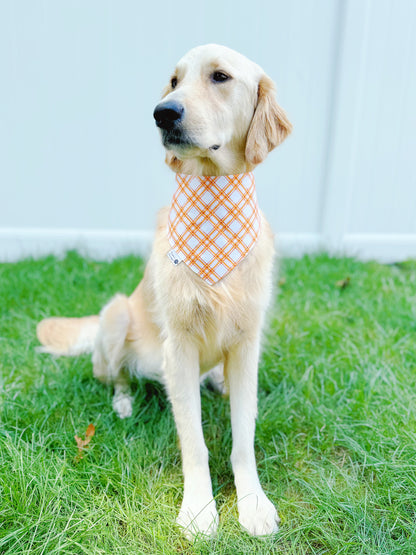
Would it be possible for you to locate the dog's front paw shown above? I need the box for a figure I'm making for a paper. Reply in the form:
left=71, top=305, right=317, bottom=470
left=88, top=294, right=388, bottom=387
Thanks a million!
left=112, top=392, right=133, bottom=419
left=238, top=491, right=280, bottom=536
left=177, top=497, right=219, bottom=540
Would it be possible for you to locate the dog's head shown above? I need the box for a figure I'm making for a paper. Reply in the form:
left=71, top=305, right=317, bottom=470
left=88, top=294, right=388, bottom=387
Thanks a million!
left=153, top=44, right=292, bottom=175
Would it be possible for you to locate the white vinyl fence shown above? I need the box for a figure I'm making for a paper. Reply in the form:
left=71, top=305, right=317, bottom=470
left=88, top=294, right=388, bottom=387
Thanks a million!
left=1, top=0, right=415, bottom=262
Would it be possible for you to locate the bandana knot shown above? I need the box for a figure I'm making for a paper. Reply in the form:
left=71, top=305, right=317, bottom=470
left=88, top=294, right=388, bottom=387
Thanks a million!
left=167, top=172, right=261, bottom=284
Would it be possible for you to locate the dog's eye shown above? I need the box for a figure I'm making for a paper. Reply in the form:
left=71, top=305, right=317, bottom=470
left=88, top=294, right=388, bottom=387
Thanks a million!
left=211, top=71, right=231, bottom=83
left=171, top=77, right=178, bottom=89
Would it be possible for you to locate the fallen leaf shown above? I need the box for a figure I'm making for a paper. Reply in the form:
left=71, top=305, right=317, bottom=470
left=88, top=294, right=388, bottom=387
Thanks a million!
left=278, top=277, right=287, bottom=286
left=335, top=276, right=351, bottom=290
left=74, top=423, right=95, bottom=463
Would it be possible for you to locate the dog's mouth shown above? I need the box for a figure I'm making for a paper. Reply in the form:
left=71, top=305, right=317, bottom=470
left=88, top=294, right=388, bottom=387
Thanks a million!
left=161, top=128, right=194, bottom=149
left=161, top=130, right=222, bottom=156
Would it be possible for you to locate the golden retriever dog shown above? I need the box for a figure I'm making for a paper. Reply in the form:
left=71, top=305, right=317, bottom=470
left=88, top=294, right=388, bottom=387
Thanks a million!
left=37, top=44, right=292, bottom=538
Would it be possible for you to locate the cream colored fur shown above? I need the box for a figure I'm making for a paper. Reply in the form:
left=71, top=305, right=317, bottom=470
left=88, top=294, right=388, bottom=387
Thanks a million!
left=37, top=44, right=292, bottom=539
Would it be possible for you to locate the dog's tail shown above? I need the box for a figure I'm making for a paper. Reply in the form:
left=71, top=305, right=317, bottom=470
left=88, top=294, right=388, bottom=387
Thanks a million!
left=36, top=315, right=100, bottom=356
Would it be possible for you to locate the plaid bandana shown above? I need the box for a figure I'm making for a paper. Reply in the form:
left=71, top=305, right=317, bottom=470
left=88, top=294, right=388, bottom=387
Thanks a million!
left=167, top=172, right=261, bottom=284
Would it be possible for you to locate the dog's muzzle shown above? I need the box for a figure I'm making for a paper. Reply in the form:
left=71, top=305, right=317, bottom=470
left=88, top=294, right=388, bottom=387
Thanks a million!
left=153, top=100, right=191, bottom=147
left=153, top=101, right=184, bottom=131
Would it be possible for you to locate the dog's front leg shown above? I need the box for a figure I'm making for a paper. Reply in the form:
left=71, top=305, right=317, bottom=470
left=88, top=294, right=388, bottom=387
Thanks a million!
left=226, top=337, right=280, bottom=536
left=163, top=337, right=218, bottom=539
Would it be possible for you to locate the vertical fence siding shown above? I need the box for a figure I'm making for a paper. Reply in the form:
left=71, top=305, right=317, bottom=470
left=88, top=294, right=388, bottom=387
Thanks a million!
left=1, top=0, right=415, bottom=262
left=321, top=0, right=416, bottom=260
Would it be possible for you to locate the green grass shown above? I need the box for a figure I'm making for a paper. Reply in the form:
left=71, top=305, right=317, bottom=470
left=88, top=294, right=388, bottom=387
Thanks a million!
left=1, top=251, right=416, bottom=554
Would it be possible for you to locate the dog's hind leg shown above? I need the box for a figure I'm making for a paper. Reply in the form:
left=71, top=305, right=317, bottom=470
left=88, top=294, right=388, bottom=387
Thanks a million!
left=201, top=364, right=228, bottom=395
left=92, top=294, right=134, bottom=418
left=112, top=369, right=134, bottom=419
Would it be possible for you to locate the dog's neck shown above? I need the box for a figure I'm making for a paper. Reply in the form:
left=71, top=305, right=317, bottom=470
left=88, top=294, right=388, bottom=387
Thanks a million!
left=165, top=139, right=255, bottom=176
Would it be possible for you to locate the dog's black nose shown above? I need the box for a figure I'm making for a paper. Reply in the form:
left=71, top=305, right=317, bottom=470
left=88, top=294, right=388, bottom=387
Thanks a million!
left=153, top=101, right=184, bottom=130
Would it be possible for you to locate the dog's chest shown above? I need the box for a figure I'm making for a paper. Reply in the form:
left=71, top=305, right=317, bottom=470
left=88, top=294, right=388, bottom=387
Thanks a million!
left=150, top=205, right=274, bottom=365
left=165, top=272, right=257, bottom=361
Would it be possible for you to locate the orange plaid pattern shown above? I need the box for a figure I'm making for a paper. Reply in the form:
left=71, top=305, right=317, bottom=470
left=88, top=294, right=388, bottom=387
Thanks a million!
left=167, top=172, right=261, bottom=284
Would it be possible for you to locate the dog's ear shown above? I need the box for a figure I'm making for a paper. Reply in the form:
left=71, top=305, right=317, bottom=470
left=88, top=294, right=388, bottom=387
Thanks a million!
left=245, top=75, right=292, bottom=166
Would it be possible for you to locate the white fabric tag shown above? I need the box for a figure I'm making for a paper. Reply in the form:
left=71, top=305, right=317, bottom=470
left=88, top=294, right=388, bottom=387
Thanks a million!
left=167, top=249, right=183, bottom=266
